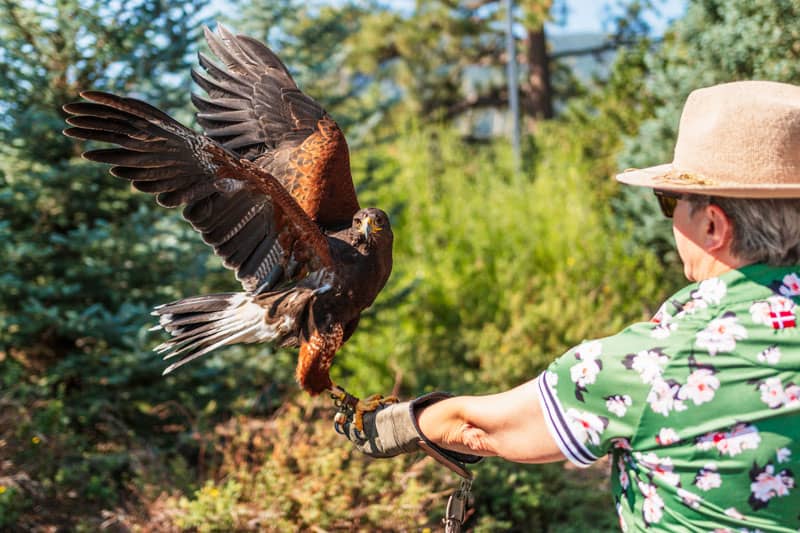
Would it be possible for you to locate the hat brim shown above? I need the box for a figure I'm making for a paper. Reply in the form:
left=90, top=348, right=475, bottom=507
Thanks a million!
left=616, top=164, right=800, bottom=198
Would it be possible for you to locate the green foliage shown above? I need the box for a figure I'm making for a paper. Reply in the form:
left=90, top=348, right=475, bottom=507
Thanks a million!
left=0, top=2, right=296, bottom=529
left=471, top=460, right=615, bottom=532
left=338, top=124, right=665, bottom=397
left=168, top=400, right=447, bottom=531
left=164, top=397, right=618, bottom=532
left=0, top=485, right=25, bottom=528
left=0, top=0, right=207, bottom=156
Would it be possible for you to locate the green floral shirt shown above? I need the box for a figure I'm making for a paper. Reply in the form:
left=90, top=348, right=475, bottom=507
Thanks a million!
left=537, top=264, right=800, bottom=531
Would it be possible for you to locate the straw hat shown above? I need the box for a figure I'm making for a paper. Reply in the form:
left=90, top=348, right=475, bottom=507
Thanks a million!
left=616, top=80, right=800, bottom=198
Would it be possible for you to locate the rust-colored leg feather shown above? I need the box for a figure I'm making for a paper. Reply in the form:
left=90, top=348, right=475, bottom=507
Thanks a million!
left=296, top=324, right=343, bottom=395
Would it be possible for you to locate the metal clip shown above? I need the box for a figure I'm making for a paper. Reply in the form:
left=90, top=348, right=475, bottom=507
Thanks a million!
left=443, top=478, right=472, bottom=533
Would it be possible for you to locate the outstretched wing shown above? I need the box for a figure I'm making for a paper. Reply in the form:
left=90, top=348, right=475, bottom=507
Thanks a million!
left=63, top=91, right=333, bottom=292
left=192, top=24, right=360, bottom=229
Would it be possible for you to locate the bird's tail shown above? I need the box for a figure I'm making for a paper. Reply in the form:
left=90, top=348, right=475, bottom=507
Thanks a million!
left=151, top=292, right=292, bottom=375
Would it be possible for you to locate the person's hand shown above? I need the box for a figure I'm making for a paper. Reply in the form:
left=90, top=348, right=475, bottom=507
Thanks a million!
left=335, top=392, right=482, bottom=477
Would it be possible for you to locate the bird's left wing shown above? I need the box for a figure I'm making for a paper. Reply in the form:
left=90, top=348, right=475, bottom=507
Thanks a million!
left=63, top=91, right=333, bottom=292
left=191, top=24, right=360, bottom=229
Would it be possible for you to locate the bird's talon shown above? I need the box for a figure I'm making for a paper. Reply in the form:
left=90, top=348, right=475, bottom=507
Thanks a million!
left=330, top=385, right=398, bottom=436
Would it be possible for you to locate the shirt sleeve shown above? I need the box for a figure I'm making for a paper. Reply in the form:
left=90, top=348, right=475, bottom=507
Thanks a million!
left=536, top=321, right=666, bottom=467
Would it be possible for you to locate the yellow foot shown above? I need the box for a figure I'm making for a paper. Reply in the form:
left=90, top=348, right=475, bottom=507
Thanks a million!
left=353, top=393, right=399, bottom=432
left=329, top=385, right=398, bottom=433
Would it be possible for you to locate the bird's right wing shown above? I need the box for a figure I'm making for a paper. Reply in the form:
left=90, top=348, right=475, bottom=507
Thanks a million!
left=63, top=91, right=333, bottom=292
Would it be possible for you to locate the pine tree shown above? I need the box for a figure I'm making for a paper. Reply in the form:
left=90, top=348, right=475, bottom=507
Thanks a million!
left=0, top=2, right=275, bottom=527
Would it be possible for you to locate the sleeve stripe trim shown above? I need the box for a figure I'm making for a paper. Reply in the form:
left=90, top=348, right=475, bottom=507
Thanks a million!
left=536, top=372, right=597, bottom=468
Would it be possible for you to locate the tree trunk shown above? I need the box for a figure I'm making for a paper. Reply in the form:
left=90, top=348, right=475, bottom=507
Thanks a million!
left=523, top=26, right=553, bottom=121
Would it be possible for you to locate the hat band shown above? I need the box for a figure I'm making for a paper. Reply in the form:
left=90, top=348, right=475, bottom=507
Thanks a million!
left=654, top=170, right=718, bottom=187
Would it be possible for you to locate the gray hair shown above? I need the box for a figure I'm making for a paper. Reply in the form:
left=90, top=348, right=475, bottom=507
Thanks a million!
left=687, top=196, right=800, bottom=266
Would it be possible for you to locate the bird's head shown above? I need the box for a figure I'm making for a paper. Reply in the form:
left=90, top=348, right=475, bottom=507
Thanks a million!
left=352, top=207, right=392, bottom=247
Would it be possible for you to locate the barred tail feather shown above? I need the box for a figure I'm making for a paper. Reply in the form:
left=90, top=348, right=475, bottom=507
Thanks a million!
left=151, top=292, right=292, bottom=374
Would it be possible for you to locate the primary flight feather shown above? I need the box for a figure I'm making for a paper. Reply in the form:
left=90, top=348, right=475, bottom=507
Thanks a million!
left=63, top=25, right=394, bottom=405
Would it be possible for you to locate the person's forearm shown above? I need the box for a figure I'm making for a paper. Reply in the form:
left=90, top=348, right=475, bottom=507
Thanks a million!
left=414, top=380, right=566, bottom=463
left=416, top=396, right=499, bottom=457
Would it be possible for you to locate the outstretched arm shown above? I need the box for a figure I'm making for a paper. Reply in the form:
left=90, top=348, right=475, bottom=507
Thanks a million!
left=416, top=378, right=565, bottom=464
left=336, top=377, right=566, bottom=468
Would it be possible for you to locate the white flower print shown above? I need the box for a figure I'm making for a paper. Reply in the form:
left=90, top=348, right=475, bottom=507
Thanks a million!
left=656, top=427, right=680, bottom=446
left=694, top=277, right=727, bottom=305
left=677, top=488, right=702, bottom=509
left=545, top=371, right=558, bottom=388
left=784, top=384, right=800, bottom=406
left=779, top=272, right=800, bottom=296
left=756, top=377, right=800, bottom=409
left=695, top=313, right=747, bottom=355
left=570, top=358, right=601, bottom=389
left=647, top=378, right=686, bottom=416
left=638, top=481, right=665, bottom=525
left=694, top=463, right=722, bottom=491
left=749, top=463, right=794, bottom=510
left=749, top=300, right=771, bottom=325
left=651, top=320, right=677, bottom=339
left=676, top=297, right=708, bottom=318
left=569, top=341, right=603, bottom=399
left=777, top=447, right=791, bottom=464
left=606, top=395, right=632, bottom=417
left=678, top=368, right=720, bottom=406
left=569, top=359, right=600, bottom=388
left=636, top=452, right=681, bottom=487
left=576, top=340, right=602, bottom=360
left=565, top=408, right=608, bottom=447
left=696, top=423, right=761, bottom=457
left=759, top=377, right=787, bottom=408
left=724, top=507, right=745, bottom=520
left=757, top=345, right=781, bottom=365
left=624, top=349, right=669, bottom=385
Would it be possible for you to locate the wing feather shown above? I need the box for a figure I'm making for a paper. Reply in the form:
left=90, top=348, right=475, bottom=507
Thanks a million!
left=191, top=93, right=250, bottom=113
left=63, top=90, right=332, bottom=292
left=111, top=165, right=188, bottom=181
left=82, top=148, right=184, bottom=167
left=193, top=24, right=360, bottom=228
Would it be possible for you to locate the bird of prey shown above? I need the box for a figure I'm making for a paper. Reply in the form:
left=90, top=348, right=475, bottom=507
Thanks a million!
left=62, top=24, right=394, bottom=425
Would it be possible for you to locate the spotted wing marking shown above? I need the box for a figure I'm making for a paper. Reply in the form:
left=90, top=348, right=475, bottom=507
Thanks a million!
left=281, top=116, right=357, bottom=225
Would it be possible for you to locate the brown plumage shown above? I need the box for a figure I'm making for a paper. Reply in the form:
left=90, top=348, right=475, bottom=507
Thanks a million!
left=62, top=24, right=393, bottom=398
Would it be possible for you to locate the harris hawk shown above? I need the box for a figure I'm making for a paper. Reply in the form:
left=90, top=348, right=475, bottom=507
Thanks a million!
left=62, top=24, right=395, bottom=426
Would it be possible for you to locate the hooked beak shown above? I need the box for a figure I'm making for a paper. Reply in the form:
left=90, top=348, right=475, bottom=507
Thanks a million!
left=360, top=215, right=381, bottom=240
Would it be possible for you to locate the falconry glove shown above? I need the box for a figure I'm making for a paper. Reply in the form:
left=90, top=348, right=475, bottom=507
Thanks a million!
left=336, top=392, right=482, bottom=479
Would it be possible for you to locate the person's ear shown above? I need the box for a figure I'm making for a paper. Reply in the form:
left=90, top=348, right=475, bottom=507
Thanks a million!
left=704, top=204, right=733, bottom=252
